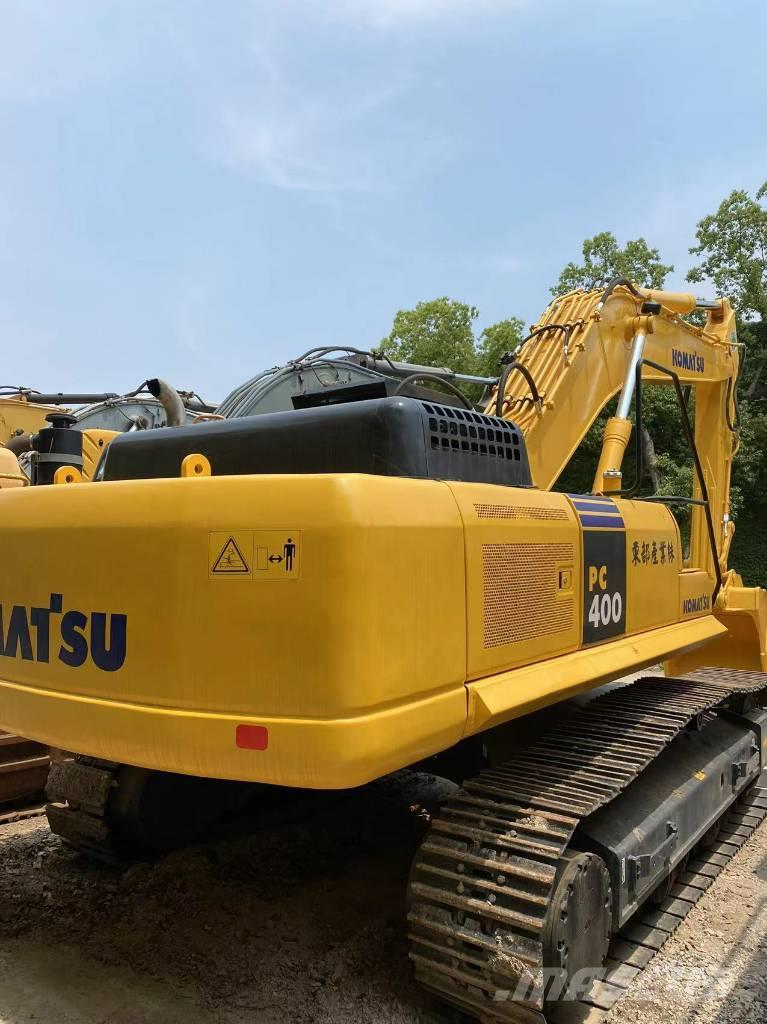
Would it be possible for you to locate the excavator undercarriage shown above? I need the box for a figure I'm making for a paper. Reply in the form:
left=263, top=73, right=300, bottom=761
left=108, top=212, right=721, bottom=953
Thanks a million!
left=41, top=666, right=767, bottom=1023
left=0, top=731, right=49, bottom=817
left=409, top=667, right=767, bottom=1022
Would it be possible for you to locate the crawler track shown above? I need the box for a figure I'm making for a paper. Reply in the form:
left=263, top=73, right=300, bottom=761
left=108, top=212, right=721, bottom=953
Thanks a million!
left=0, top=731, right=50, bottom=810
left=45, top=758, right=117, bottom=860
left=563, top=781, right=767, bottom=1023
left=0, top=803, right=46, bottom=826
left=408, top=669, right=767, bottom=1023
left=45, top=758, right=252, bottom=861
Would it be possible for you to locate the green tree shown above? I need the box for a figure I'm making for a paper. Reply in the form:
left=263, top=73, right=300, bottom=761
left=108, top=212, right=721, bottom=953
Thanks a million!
left=380, top=300, right=526, bottom=401
left=552, top=232, right=674, bottom=297
left=730, top=403, right=767, bottom=515
left=381, top=297, right=479, bottom=372
left=687, top=183, right=767, bottom=401
left=553, top=232, right=679, bottom=495
left=729, top=402, right=767, bottom=587
left=687, top=183, right=767, bottom=320
left=475, top=317, right=526, bottom=376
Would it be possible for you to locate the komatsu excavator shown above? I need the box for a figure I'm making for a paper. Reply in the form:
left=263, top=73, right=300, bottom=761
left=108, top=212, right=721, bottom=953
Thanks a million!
left=0, top=281, right=765, bottom=1021
left=0, top=380, right=215, bottom=812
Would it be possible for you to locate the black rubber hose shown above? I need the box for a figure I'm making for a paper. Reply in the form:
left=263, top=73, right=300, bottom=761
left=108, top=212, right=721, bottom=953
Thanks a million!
left=25, top=393, right=119, bottom=405
left=725, top=343, right=746, bottom=433
left=495, top=361, right=541, bottom=417
left=293, top=346, right=401, bottom=375
left=634, top=357, right=724, bottom=604
left=392, top=373, right=473, bottom=410
left=597, top=277, right=643, bottom=309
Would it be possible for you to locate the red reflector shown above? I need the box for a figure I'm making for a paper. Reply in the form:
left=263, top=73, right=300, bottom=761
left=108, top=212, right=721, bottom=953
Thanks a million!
left=236, top=724, right=269, bottom=750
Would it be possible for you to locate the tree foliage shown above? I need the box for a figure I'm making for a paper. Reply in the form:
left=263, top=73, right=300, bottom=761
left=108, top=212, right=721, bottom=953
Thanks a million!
left=377, top=188, right=766, bottom=583
left=380, top=298, right=524, bottom=378
left=552, top=208, right=766, bottom=584
left=730, top=403, right=767, bottom=517
left=687, top=183, right=767, bottom=321
left=381, top=298, right=479, bottom=372
left=475, top=317, right=526, bottom=376
left=687, top=183, right=767, bottom=402
left=551, top=232, right=674, bottom=297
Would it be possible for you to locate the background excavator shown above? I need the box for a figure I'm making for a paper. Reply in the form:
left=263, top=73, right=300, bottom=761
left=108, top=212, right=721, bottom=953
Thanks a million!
left=0, top=379, right=215, bottom=816
left=0, top=280, right=764, bottom=1021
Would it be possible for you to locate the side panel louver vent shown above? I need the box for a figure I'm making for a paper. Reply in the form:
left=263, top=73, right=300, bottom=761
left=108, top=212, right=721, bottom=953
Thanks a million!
left=482, top=542, right=574, bottom=648
left=474, top=504, right=568, bottom=522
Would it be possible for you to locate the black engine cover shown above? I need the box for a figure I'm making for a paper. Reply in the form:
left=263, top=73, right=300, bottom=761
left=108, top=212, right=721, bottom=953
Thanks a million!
left=100, top=396, right=532, bottom=487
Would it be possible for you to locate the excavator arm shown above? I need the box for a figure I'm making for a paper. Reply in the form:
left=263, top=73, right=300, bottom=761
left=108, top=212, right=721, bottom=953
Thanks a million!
left=487, top=280, right=766, bottom=671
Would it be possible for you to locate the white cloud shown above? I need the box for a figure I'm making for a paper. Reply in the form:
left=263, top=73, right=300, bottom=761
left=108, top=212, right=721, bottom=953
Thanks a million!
left=217, top=85, right=410, bottom=194
left=206, top=0, right=537, bottom=191
left=210, top=43, right=453, bottom=193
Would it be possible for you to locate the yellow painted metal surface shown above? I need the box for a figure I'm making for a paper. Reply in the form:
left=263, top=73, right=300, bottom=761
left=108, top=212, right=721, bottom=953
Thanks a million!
left=181, top=452, right=211, bottom=478
left=53, top=466, right=82, bottom=485
left=0, top=470, right=741, bottom=788
left=668, top=571, right=767, bottom=674
left=488, top=286, right=739, bottom=586
left=488, top=283, right=765, bottom=673
left=0, top=675, right=467, bottom=788
left=447, top=485, right=580, bottom=681
left=592, top=416, right=632, bottom=494
left=0, top=474, right=467, bottom=716
left=81, top=430, right=120, bottom=481
left=466, top=615, right=728, bottom=735
left=0, top=286, right=760, bottom=788
left=0, top=447, right=26, bottom=489
left=0, top=474, right=470, bottom=785
left=0, top=398, right=60, bottom=444
left=620, top=499, right=681, bottom=635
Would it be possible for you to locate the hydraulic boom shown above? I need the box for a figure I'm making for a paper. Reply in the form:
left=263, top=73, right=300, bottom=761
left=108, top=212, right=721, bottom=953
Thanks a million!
left=489, top=281, right=766, bottom=673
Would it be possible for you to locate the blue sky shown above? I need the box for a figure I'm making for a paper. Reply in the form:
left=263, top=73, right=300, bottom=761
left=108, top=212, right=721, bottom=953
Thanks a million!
left=1, top=0, right=765, bottom=403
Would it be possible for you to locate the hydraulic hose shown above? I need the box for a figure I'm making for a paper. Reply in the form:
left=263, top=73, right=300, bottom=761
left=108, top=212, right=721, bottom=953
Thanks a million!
left=495, top=361, right=542, bottom=418
left=393, top=374, right=474, bottom=410
left=596, top=277, right=644, bottom=312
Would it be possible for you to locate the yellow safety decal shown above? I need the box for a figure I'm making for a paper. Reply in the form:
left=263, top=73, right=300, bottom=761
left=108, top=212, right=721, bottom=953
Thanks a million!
left=208, top=531, right=300, bottom=580
left=210, top=534, right=251, bottom=575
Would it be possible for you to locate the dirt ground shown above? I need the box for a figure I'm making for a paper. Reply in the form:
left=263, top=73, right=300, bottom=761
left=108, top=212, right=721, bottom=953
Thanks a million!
left=1, top=770, right=766, bottom=1024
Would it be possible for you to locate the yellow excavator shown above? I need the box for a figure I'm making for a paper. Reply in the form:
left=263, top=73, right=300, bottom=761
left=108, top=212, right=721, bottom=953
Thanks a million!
left=0, top=381, right=215, bottom=812
left=0, top=282, right=765, bottom=1021
left=0, top=387, right=116, bottom=812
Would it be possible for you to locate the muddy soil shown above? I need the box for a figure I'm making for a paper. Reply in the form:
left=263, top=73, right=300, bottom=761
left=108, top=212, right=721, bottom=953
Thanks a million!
left=0, top=770, right=766, bottom=1024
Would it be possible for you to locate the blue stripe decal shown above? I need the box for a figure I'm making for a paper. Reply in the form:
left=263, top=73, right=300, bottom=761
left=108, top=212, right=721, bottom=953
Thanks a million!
left=572, top=500, right=622, bottom=514
left=579, top=514, right=625, bottom=529
left=566, top=493, right=615, bottom=503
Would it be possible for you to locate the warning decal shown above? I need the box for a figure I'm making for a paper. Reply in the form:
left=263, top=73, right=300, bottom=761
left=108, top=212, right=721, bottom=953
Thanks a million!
left=211, top=536, right=250, bottom=575
left=208, top=531, right=300, bottom=581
